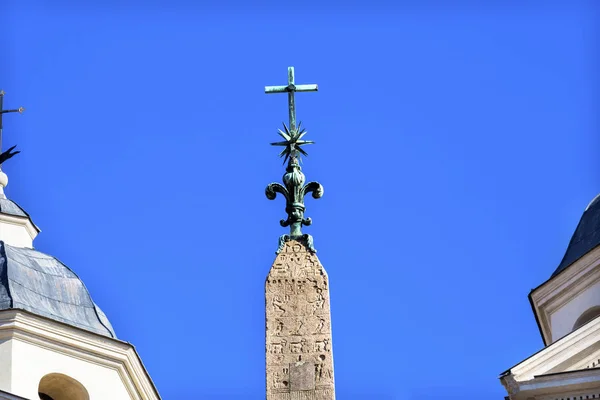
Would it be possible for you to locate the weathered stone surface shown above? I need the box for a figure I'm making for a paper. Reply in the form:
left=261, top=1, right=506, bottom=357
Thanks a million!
left=290, top=362, right=315, bottom=391
left=265, top=239, right=335, bottom=400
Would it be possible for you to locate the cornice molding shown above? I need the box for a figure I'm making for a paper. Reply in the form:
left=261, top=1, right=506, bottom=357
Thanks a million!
left=533, top=246, right=600, bottom=304
left=571, top=350, right=600, bottom=371
left=0, top=212, right=39, bottom=240
left=507, top=314, right=600, bottom=382
left=0, top=309, right=160, bottom=400
left=536, top=387, right=600, bottom=400
left=503, top=368, right=600, bottom=400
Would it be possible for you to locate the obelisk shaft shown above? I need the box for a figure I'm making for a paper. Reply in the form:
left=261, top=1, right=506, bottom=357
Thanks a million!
left=265, top=239, right=335, bottom=400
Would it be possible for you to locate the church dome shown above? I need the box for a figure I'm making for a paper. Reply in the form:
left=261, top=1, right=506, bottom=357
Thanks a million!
left=552, top=193, right=600, bottom=278
left=0, top=241, right=116, bottom=338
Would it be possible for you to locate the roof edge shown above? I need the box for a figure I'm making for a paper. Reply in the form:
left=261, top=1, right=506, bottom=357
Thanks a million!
left=551, top=193, right=600, bottom=278
left=0, top=198, right=40, bottom=234
left=41, top=250, right=116, bottom=338
left=528, top=289, right=549, bottom=347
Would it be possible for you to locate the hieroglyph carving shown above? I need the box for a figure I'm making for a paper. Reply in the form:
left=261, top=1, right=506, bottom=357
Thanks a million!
left=266, top=239, right=335, bottom=400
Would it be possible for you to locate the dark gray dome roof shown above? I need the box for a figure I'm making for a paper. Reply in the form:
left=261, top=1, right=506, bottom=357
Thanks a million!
left=0, top=241, right=115, bottom=337
left=553, top=194, right=600, bottom=278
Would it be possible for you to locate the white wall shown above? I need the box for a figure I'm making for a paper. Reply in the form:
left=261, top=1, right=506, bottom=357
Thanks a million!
left=0, top=221, right=32, bottom=248
left=550, top=280, right=600, bottom=341
left=0, top=339, right=12, bottom=393
left=7, top=338, right=132, bottom=400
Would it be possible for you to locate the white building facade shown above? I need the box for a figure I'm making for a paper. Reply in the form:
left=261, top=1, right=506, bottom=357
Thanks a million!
left=0, top=164, right=159, bottom=399
left=501, top=194, right=600, bottom=400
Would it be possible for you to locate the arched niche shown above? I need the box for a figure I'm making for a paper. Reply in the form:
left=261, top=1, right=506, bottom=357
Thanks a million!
left=38, top=373, right=89, bottom=400
left=573, top=305, right=600, bottom=331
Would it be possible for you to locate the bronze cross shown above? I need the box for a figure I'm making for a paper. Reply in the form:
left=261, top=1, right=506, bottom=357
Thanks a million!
left=0, top=91, right=24, bottom=154
left=265, top=67, right=318, bottom=132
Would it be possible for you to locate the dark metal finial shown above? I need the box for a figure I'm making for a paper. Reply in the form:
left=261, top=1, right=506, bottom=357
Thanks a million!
left=0, top=91, right=24, bottom=167
left=264, top=67, right=323, bottom=253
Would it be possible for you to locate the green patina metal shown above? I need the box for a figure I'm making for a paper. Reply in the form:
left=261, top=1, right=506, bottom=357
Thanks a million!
left=264, top=66, right=318, bottom=132
left=271, top=121, right=313, bottom=165
left=264, top=67, right=323, bottom=254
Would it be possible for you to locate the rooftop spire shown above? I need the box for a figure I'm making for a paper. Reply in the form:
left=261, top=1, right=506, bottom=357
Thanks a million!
left=264, top=67, right=324, bottom=254
left=0, top=91, right=24, bottom=197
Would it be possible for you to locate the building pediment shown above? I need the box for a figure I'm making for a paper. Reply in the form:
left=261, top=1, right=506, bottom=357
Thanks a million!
left=501, top=314, right=600, bottom=399
left=0, top=309, right=160, bottom=400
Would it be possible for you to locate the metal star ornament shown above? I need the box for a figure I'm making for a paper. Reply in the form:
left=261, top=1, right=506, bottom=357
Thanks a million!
left=270, top=121, right=314, bottom=164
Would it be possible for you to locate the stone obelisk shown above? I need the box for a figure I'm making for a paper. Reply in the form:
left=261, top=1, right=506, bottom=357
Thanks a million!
left=264, top=67, right=335, bottom=400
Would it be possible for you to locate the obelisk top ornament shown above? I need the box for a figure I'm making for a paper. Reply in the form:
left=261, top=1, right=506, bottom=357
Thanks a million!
left=265, top=67, right=324, bottom=254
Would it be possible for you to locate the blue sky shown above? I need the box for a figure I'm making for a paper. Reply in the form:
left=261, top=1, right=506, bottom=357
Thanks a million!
left=2, top=1, right=599, bottom=398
